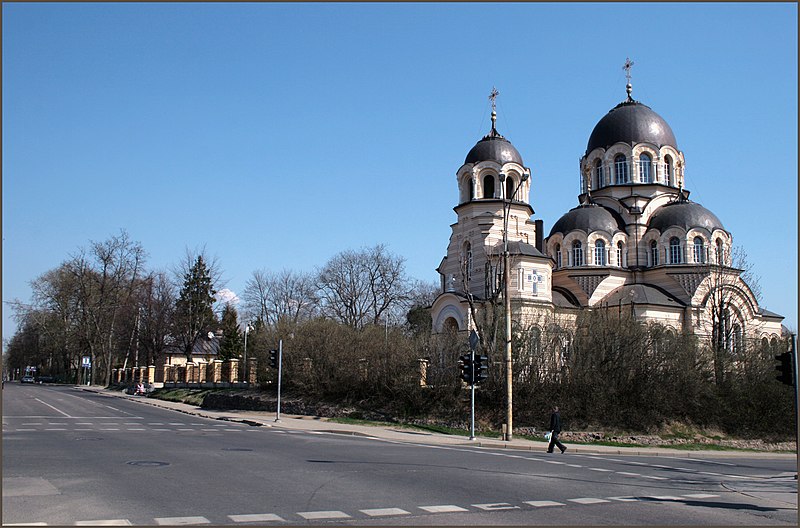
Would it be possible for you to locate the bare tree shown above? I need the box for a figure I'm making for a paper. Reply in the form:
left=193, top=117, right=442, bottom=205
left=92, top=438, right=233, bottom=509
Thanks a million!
left=317, top=244, right=411, bottom=330
left=242, top=269, right=318, bottom=330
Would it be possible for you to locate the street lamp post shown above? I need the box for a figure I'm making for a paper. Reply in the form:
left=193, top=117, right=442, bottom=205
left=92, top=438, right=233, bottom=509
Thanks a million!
left=499, top=172, right=529, bottom=441
left=242, top=322, right=253, bottom=384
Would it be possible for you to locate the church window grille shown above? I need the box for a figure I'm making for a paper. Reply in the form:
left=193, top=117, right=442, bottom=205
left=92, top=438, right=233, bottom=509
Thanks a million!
left=614, top=154, right=629, bottom=184
left=594, top=159, right=604, bottom=189
left=693, top=237, right=706, bottom=264
left=594, top=240, right=607, bottom=266
left=617, top=241, right=626, bottom=267
left=505, top=177, right=514, bottom=200
left=664, top=155, right=673, bottom=185
left=669, top=237, right=682, bottom=264
left=555, top=244, right=562, bottom=268
left=571, top=240, right=584, bottom=267
left=639, top=153, right=652, bottom=183
left=649, top=240, right=659, bottom=266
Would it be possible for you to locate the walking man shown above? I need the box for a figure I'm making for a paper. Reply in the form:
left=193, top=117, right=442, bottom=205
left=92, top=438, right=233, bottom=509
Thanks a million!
left=547, top=405, right=567, bottom=453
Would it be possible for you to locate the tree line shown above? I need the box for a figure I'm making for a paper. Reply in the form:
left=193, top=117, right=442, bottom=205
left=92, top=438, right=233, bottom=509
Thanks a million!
left=5, top=230, right=432, bottom=386
left=5, top=230, right=795, bottom=438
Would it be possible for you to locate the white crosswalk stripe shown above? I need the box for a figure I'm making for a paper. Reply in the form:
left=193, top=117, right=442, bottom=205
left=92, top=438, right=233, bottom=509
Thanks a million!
left=360, top=508, right=411, bottom=517
left=297, top=510, right=351, bottom=520
left=76, top=520, right=132, bottom=526
left=525, top=500, right=565, bottom=507
left=418, top=505, right=469, bottom=513
left=154, top=516, right=210, bottom=525
left=228, top=513, right=285, bottom=522
left=569, top=498, right=612, bottom=505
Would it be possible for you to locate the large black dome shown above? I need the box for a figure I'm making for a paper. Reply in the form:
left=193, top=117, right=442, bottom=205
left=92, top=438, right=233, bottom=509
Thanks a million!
left=465, top=134, right=524, bottom=165
left=648, top=200, right=725, bottom=233
left=586, top=100, right=678, bottom=154
left=549, top=204, right=627, bottom=237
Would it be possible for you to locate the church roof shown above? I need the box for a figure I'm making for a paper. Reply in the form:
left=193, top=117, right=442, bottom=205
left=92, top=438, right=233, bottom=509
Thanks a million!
left=586, top=100, right=678, bottom=154
left=548, top=203, right=627, bottom=237
left=603, top=283, right=685, bottom=308
left=648, top=200, right=725, bottom=233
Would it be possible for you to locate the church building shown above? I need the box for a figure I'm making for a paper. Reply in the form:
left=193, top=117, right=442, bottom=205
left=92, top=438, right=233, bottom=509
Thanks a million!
left=431, top=70, right=784, bottom=351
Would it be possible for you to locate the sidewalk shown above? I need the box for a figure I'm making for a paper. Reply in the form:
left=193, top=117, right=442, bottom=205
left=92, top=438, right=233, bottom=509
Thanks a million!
left=84, top=386, right=796, bottom=460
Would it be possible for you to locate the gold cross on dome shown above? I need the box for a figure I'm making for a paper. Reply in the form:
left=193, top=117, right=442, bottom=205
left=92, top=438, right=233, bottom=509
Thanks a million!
left=623, top=57, right=634, bottom=84
left=489, top=87, right=499, bottom=112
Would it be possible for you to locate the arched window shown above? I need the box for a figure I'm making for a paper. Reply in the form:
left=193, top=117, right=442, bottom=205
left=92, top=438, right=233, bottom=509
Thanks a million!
left=554, top=244, right=562, bottom=269
left=571, top=240, right=583, bottom=267
left=594, top=159, right=604, bottom=189
left=716, top=239, right=725, bottom=265
left=483, top=175, right=495, bottom=198
left=468, top=178, right=474, bottom=201
left=594, top=240, right=606, bottom=266
left=614, top=154, right=629, bottom=184
left=505, top=176, right=514, bottom=200
left=664, top=155, right=673, bottom=185
left=649, top=240, right=659, bottom=266
left=639, top=153, right=652, bottom=183
left=693, top=237, right=706, bottom=264
left=616, top=241, right=625, bottom=267
left=732, top=324, right=743, bottom=355
left=669, top=237, right=682, bottom=264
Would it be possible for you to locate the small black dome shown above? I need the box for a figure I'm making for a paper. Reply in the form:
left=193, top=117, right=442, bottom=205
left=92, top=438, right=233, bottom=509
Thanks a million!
left=648, top=200, right=725, bottom=233
left=465, top=134, right=524, bottom=165
left=549, top=204, right=627, bottom=237
left=586, top=100, right=678, bottom=154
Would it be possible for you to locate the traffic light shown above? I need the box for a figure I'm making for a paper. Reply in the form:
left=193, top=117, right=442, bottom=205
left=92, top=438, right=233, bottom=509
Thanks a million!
left=775, top=351, right=795, bottom=386
left=269, top=349, right=279, bottom=369
left=473, top=354, right=488, bottom=384
left=459, top=353, right=473, bottom=384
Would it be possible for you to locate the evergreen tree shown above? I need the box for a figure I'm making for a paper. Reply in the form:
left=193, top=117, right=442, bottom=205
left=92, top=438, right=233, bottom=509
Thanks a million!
left=174, top=255, right=217, bottom=362
left=218, top=304, right=243, bottom=361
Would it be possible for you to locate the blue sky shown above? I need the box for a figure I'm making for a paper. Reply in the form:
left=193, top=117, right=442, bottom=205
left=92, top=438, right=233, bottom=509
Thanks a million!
left=3, top=2, right=798, bottom=343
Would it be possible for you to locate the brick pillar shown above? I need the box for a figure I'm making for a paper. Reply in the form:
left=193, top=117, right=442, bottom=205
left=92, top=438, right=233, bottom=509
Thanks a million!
left=146, top=365, right=155, bottom=384
left=186, top=363, right=195, bottom=384
left=163, top=364, right=172, bottom=383
left=247, top=358, right=257, bottom=384
left=418, top=358, right=429, bottom=387
left=209, top=361, right=222, bottom=383
left=138, top=366, right=146, bottom=384
left=197, top=362, right=207, bottom=384
left=226, top=359, right=239, bottom=383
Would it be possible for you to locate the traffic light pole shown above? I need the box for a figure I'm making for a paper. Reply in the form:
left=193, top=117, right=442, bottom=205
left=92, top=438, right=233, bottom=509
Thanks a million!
left=469, top=348, right=476, bottom=441
left=275, top=339, right=283, bottom=423
left=792, top=334, right=798, bottom=481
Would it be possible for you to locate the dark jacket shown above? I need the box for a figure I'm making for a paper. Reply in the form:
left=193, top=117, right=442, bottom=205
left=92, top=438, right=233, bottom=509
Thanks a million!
left=549, top=411, right=561, bottom=433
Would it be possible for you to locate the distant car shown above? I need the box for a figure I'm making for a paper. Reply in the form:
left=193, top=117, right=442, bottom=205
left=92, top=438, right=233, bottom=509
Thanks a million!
left=20, top=376, right=35, bottom=384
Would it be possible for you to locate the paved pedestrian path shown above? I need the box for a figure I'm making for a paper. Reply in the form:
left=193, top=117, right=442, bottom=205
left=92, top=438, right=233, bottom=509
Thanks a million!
left=84, top=386, right=796, bottom=459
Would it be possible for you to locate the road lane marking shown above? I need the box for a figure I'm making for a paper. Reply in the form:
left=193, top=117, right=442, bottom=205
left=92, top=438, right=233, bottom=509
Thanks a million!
left=589, top=468, right=612, bottom=472
left=699, top=472, right=723, bottom=476
left=34, top=398, right=72, bottom=417
left=360, top=508, right=410, bottom=517
left=15, top=429, right=36, bottom=432
left=228, top=514, right=284, bottom=522
left=616, top=472, right=640, bottom=477
left=154, top=516, right=210, bottom=525
left=473, top=503, right=519, bottom=510
left=607, top=496, right=639, bottom=502
left=642, top=475, right=668, bottom=480
left=565, top=464, right=583, bottom=468
left=648, top=496, right=683, bottom=501
left=418, top=505, right=468, bottom=513
left=297, top=511, right=351, bottom=520
left=568, top=498, right=611, bottom=505
left=524, top=501, right=565, bottom=507
left=44, top=428, right=66, bottom=431
left=76, top=520, right=132, bottom=525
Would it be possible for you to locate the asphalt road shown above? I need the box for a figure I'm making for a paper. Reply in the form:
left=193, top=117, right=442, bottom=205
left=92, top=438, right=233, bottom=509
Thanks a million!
left=2, top=383, right=797, bottom=526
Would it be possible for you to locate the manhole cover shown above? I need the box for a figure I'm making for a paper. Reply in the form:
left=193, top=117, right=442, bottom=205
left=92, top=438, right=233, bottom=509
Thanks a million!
left=222, top=448, right=253, bottom=452
left=126, top=460, right=170, bottom=467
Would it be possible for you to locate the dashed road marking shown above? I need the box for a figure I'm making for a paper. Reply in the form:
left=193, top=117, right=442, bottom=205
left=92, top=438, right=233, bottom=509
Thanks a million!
left=360, top=508, right=410, bottom=517
left=683, top=494, right=720, bottom=499
left=589, top=468, right=613, bottom=472
left=473, top=503, right=519, bottom=510
left=418, top=505, right=469, bottom=513
left=607, top=496, right=639, bottom=502
left=616, top=472, right=640, bottom=477
left=76, top=520, right=132, bottom=525
left=154, top=516, right=210, bottom=525
left=297, top=511, right=351, bottom=520
left=228, top=513, right=284, bottom=522
left=649, top=496, right=683, bottom=501
left=569, top=498, right=612, bottom=505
